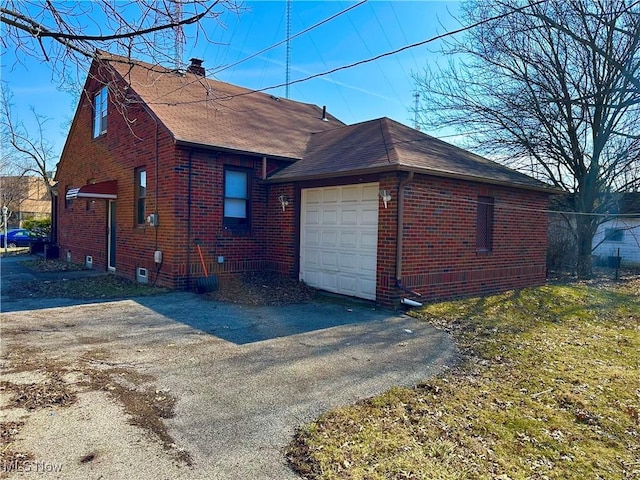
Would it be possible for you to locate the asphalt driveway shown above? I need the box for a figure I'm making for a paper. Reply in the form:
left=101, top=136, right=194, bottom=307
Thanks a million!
left=1, top=257, right=458, bottom=479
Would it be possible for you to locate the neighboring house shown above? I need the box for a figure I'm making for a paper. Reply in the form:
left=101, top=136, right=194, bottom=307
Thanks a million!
left=54, top=53, right=554, bottom=306
left=592, top=193, right=640, bottom=266
left=1, top=176, right=51, bottom=228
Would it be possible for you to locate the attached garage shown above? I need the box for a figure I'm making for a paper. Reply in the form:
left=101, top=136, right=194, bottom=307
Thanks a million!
left=300, top=183, right=379, bottom=300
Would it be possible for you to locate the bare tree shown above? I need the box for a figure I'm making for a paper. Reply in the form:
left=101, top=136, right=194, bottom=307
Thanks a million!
left=415, top=0, right=640, bottom=278
left=1, top=86, right=56, bottom=194
left=0, top=176, right=30, bottom=229
left=1, top=1, right=241, bottom=91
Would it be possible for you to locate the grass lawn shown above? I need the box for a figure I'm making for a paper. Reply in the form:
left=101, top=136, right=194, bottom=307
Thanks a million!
left=287, top=282, right=640, bottom=479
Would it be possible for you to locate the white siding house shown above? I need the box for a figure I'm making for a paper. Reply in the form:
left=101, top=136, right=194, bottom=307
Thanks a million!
left=593, top=217, right=640, bottom=266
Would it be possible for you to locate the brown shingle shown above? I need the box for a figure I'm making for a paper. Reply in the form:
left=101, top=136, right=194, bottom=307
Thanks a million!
left=100, top=54, right=551, bottom=191
left=103, top=53, right=344, bottom=160
left=270, top=117, right=553, bottom=191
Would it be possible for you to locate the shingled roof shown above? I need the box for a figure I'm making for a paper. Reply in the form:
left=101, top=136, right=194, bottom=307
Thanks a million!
left=103, top=53, right=344, bottom=160
left=100, top=54, right=551, bottom=192
left=269, top=117, right=553, bottom=192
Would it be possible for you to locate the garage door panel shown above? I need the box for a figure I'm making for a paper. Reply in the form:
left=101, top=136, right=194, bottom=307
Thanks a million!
left=340, top=232, right=357, bottom=248
left=320, top=272, right=338, bottom=291
left=360, top=278, right=376, bottom=298
left=306, top=190, right=323, bottom=204
left=321, top=230, right=338, bottom=247
left=341, top=186, right=359, bottom=202
left=321, top=251, right=338, bottom=270
left=360, top=231, right=378, bottom=249
left=341, top=208, right=358, bottom=224
left=338, top=276, right=358, bottom=296
left=339, top=253, right=357, bottom=271
left=322, top=188, right=339, bottom=203
left=322, top=209, right=338, bottom=225
left=361, top=207, right=378, bottom=225
left=305, top=209, right=321, bottom=225
left=304, top=229, right=321, bottom=247
left=301, top=183, right=378, bottom=301
left=359, top=254, right=377, bottom=273
left=362, top=184, right=379, bottom=201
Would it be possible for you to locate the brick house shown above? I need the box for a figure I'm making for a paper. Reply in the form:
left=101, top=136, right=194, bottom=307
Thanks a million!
left=55, top=53, right=553, bottom=306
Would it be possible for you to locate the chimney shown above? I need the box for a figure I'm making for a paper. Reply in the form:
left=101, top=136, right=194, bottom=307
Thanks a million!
left=187, top=58, right=205, bottom=76
left=321, top=105, right=328, bottom=121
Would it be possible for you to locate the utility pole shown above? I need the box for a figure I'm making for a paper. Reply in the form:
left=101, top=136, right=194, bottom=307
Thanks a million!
left=285, top=0, right=292, bottom=98
left=413, top=91, right=420, bottom=130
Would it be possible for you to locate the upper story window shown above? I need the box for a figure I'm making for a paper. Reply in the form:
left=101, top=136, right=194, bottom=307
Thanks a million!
left=93, top=87, right=108, bottom=138
left=476, top=196, right=494, bottom=252
left=135, top=168, right=146, bottom=225
left=224, top=168, right=250, bottom=229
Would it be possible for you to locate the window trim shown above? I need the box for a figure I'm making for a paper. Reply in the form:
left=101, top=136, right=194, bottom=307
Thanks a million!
left=135, top=168, right=147, bottom=226
left=93, top=87, right=108, bottom=138
left=476, top=196, right=495, bottom=252
left=223, top=167, right=251, bottom=230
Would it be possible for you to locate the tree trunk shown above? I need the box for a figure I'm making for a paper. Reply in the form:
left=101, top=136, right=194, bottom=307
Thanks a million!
left=575, top=217, right=595, bottom=279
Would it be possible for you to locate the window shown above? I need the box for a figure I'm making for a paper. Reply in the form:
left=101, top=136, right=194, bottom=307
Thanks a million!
left=135, top=168, right=146, bottom=225
left=476, top=196, right=494, bottom=251
left=224, top=168, right=250, bottom=229
left=604, top=228, right=624, bottom=242
left=93, top=87, right=108, bottom=137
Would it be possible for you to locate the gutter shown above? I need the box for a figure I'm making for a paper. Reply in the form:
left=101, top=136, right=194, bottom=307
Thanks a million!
left=266, top=165, right=557, bottom=194
left=174, top=139, right=300, bottom=164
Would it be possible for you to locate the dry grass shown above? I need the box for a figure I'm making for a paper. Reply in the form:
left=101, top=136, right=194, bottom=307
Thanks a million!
left=287, top=280, right=640, bottom=480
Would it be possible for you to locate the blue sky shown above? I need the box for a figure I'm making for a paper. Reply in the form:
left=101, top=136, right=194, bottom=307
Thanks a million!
left=1, top=1, right=462, bottom=165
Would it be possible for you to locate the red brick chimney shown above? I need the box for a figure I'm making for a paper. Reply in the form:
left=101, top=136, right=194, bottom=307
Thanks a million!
left=187, top=58, right=205, bottom=76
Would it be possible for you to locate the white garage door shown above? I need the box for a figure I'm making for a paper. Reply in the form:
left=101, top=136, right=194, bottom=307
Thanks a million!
left=300, top=183, right=379, bottom=300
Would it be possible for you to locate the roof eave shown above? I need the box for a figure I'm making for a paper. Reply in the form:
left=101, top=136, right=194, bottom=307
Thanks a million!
left=267, top=164, right=558, bottom=193
left=175, top=139, right=300, bottom=162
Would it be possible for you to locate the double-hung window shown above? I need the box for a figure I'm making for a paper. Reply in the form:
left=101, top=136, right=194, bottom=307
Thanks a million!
left=224, top=168, right=250, bottom=229
left=93, top=87, right=108, bottom=137
left=476, top=196, right=494, bottom=252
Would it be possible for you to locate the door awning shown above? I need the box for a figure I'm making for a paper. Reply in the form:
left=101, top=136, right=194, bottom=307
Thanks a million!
left=66, top=180, right=117, bottom=200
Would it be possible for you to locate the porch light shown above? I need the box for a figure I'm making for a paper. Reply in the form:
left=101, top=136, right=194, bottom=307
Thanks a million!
left=278, top=195, right=289, bottom=212
left=379, top=190, right=392, bottom=209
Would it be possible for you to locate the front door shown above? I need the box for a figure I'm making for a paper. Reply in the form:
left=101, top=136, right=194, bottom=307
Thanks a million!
left=108, top=201, right=116, bottom=271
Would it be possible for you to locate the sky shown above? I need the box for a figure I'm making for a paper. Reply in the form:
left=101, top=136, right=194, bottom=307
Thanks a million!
left=1, top=1, right=463, bottom=168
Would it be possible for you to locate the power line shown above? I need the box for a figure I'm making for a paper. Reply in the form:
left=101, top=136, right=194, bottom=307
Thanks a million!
left=210, top=0, right=367, bottom=76
left=190, top=0, right=546, bottom=102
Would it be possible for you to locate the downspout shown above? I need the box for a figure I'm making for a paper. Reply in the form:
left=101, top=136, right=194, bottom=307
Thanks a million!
left=139, top=101, right=163, bottom=286
left=262, top=156, right=267, bottom=180
left=395, top=171, right=422, bottom=301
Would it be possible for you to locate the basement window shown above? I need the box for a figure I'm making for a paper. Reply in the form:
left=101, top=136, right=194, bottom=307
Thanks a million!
left=223, top=168, right=250, bottom=230
left=93, top=86, right=108, bottom=137
left=476, top=196, right=494, bottom=252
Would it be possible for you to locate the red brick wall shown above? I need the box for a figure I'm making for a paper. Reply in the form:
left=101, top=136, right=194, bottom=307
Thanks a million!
left=56, top=65, right=296, bottom=290
left=170, top=149, right=293, bottom=289
left=57, top=65, right=548, bottom=302
left=56, top=71, right=170, bottom=284
left=376, top=172, right=549, bottom=305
